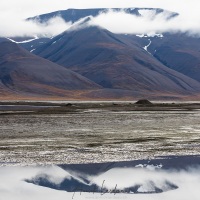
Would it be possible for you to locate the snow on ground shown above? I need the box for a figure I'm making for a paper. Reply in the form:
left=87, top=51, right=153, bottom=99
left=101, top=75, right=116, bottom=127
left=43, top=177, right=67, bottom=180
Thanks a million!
left=143, top=39, right=152, bottom=53
left=136, top=33, right=163, bottom=37
left=6, top=36, right=38, bottom=44
left=30, top=49, right=35, bottom=52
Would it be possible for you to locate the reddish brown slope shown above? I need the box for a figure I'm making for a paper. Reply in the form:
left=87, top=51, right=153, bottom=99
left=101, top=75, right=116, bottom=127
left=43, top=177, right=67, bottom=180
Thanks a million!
left=34, top=26, right=200, bottom=95
left=0, top=41, right=101, bottom=97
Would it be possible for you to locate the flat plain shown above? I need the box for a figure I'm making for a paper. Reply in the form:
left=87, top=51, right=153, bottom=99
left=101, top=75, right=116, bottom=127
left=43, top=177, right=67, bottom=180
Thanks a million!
left=0, top=101, right=200, bottom=165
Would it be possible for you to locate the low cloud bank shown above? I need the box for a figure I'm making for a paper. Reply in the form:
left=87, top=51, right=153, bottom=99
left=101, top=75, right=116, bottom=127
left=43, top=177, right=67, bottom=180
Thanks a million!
left=0, top=7, right=200, bottom=38
left=0, top=14, right=71, bottom=37
left=88, top=9, right=200, bottom=36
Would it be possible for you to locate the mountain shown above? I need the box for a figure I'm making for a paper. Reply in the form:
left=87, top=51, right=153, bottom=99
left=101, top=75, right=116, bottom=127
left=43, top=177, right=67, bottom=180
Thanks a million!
left=3, top=36, right=51, bottom=54
left=33, top=25, right=200, bottom=96
left=18, top=8, right=177, bottom=53
left=26, top=8, right=200, bottom=85
left=1, top=8, right=200, bottom=100
left=146, top=33, right=200, bottom=82
left=28, top=8, right=178, bottom=24
left=0, top=41, right=101, bottom=97
left=107, top=31, right=200, bottom=82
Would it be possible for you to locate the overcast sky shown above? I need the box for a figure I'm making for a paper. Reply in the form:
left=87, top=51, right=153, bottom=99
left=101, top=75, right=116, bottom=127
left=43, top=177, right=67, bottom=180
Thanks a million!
left=0, top=0, right=200, bottom=37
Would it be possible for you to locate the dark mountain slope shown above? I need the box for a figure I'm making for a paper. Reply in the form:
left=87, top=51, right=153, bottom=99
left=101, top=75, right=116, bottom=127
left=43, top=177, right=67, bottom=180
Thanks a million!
left=0, top=41, right=101, bottom=96
left=34, top=26, right=200, bottom=95
left=146, top=33, right=200, bottom=82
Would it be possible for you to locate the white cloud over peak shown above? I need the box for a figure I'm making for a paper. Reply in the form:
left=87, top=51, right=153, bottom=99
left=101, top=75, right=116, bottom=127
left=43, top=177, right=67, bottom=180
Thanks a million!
left=88, top=9, right=200, bottom=36
left=0, top=0, right=200, bottom=37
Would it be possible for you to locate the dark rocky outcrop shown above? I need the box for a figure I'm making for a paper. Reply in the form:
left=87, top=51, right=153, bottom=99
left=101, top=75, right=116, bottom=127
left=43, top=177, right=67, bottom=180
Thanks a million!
left=135, top=99, right=153, bottom=105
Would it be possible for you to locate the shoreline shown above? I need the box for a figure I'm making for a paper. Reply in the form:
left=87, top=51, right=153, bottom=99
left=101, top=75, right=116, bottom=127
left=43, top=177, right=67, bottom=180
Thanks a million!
left=1, top=154, right=200, bottom=168
left=0, top=101, right=200, bottom=115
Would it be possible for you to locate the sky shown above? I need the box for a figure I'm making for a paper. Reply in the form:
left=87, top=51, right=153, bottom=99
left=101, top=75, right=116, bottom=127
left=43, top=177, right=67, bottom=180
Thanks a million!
left=0, top=0, right=200, bottom=37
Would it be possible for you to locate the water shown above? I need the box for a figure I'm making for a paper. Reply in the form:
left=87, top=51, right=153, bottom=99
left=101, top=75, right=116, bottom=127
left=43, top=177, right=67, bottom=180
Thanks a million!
left=0, top=109, right=200, bottom=165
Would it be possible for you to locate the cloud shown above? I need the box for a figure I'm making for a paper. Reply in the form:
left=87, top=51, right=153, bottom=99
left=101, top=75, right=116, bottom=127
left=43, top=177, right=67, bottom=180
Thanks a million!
left=1, top=0, right=200, bottom=21
left=0, top=13, right=72, bottom=37
left=0, top=0, right=199, bottom=18
left=0, top=0, right=200, bottom=37
left=88, top=9, right=200, bottom=36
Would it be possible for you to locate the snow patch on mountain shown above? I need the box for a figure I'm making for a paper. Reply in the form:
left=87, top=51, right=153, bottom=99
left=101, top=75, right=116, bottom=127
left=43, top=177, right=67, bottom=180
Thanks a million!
left=143, top=39, right=152, bottom=54
left=136, top=33, right=163, bottom=38
left=6, top=37, right=38, bottom=44
left=30, top=49, right=35, bottom=52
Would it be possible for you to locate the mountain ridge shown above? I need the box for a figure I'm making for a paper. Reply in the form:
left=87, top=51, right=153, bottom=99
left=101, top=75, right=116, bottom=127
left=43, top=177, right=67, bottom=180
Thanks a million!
left=33, top=25, right=200, bottom=95
left=0, top=8, right=200, bottom=100
left=28, top=7, right=178, bottom=24
left=0, top=41, right=101, bottom=97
